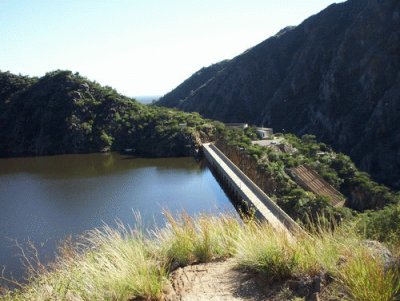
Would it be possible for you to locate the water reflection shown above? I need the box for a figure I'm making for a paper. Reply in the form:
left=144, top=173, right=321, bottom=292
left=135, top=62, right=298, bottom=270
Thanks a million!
left=0, top=153, right=204, bottom=179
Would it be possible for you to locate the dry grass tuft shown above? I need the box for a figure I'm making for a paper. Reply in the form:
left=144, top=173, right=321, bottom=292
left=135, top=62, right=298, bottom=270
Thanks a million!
left=1, top=213, right=399, bottom=301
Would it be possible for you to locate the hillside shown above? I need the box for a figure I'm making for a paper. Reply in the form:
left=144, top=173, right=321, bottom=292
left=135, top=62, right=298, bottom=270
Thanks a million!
left=0, top=70, right=222, bottom=157
left=156, top=0, right=400, bottom=190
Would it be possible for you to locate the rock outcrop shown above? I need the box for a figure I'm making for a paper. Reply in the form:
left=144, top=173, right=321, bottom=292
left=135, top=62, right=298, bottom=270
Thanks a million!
left=215, top=140, right=281, bottom=196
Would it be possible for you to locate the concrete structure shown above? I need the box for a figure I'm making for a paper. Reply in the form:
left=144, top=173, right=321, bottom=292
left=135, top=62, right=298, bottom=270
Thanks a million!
left=288, top=165, right=345, bottom=207
left=224, top=123, right=248, bottom=130
left=252, top=138, right=283, bottom=147
left=203, top=143, right=304, bottom=237
left=255, top=127, right=273, bottom=139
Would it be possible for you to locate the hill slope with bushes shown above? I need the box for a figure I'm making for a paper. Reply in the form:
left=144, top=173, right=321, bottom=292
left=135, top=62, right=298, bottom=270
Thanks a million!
left=0, top=70, right=222, bottom=157
left=216, top=128, right=399, bottom=217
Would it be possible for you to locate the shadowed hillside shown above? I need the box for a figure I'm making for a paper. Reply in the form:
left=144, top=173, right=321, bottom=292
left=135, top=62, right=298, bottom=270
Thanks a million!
left=157, top=0, right=400, bottom=190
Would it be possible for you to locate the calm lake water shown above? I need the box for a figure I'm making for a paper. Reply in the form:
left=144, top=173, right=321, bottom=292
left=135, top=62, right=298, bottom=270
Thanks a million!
left=0, top=153, right=236, bottom=282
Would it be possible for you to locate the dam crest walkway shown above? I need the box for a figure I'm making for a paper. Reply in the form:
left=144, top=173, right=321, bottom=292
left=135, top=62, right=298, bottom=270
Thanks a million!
left=202, top=143, right=304, bottom=237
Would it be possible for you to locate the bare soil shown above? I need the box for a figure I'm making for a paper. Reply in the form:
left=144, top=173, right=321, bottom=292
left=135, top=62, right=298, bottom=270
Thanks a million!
left=163, top=259, right=268, bottom=301
left=161, top=259, right=338, bottom=301
left=164, top=258, right=329, bottom=301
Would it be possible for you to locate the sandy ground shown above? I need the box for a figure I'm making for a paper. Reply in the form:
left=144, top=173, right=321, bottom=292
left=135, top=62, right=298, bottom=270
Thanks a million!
left=163, top=259, right=270, bottom=301
left=161, top=259, right=331, bottom=301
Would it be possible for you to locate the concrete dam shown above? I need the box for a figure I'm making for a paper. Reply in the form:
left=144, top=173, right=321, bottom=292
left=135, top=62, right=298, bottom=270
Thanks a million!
left=203, top=143, right=304, bottom=237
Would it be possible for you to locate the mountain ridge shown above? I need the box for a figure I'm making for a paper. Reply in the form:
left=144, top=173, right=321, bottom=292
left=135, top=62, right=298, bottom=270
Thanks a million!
left=157, top=0, right=400, bottom=189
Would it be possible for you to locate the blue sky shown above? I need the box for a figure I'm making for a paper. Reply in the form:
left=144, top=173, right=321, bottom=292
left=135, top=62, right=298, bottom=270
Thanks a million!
left=0, top=0, right=342, bottom=96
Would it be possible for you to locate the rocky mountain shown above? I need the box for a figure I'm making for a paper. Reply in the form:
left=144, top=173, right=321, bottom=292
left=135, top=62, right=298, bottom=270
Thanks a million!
left=157, top=0, right=400, bottom=190
left=0, top=70, right=221, bottom=157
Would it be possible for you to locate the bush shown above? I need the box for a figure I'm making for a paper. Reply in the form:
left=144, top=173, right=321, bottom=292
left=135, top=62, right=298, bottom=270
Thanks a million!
left=359, top=203, right=400, bottom=246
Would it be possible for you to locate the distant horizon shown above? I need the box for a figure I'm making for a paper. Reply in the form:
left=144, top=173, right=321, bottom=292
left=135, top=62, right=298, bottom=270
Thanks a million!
left=134, top=95, right=161, bottom=104
left=0, top=0, right=344, bottom=96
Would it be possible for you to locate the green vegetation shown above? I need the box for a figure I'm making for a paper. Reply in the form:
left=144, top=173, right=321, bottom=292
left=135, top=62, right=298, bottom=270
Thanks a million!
left=217, top=128, right=398, bottom=213
left=216, top=128, right=348, bottom=223
left=358, top=203, right=400, bottom=247
left=284, top=134, right=398, bottom=210
left=1, top=70, right=399, bottom=300
left=215, top=128, right=400, bottom=249
left=0, top=70, right=223, bottom=157
left=2, top=214, right=399, bottom=300
left=337, top=249, right=400, bottom=301
left=1, top=224, right=167, bottom=300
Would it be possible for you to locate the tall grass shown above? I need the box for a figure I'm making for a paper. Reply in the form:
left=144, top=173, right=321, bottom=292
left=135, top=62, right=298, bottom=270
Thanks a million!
left=233, top=218, right=400, bottom=300
left=155, top=212, right=241, bottom=266
left=1, top=223, right=167, bottom=301
left=235, top=223, right=298, bottom=281
left=337, top=249, right=400, bottom=301
left=1, top=213, right=399, bottom=301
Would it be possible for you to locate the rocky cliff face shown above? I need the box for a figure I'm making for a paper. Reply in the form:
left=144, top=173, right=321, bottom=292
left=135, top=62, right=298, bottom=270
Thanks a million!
left=160, top=61, right=229, bottom=108
left=215, top=141, right=280, bottom=196
left=157, top=0, right=400, bottom=190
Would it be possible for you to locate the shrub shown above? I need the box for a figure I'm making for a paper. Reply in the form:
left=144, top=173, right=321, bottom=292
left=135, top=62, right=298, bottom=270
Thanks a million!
left=358, top=203, right=400, bottom=246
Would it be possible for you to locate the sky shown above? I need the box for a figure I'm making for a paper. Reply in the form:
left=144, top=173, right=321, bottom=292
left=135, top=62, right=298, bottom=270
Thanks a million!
left=0, top=0, right=343, bottom=96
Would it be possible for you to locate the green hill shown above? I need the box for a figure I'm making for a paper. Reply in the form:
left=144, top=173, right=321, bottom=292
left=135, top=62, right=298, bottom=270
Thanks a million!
left=0, top=70, right=222, bottom=157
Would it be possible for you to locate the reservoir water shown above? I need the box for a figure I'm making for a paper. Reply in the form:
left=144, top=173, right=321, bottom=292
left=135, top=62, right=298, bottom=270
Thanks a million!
left=0, top=153, right=236, bottom=282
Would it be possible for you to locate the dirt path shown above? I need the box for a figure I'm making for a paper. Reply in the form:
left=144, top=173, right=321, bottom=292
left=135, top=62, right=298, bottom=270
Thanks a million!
left=163, top=259, right=269, bottom=301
